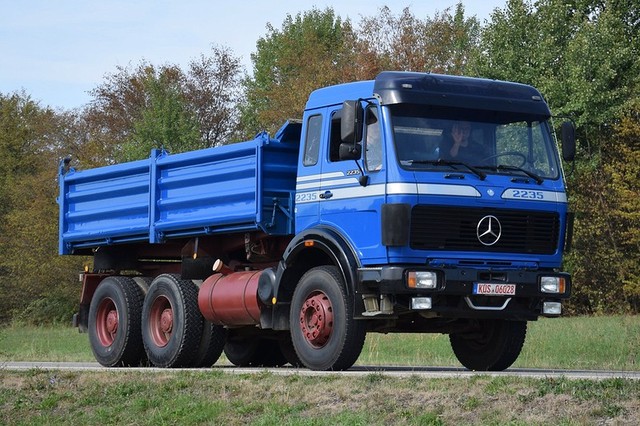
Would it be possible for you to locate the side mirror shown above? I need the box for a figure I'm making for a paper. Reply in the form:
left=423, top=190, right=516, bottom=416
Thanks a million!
left=341, top=100, right=364, bottom=143
left=339, top=142, right=361, bottom=161
left=561, top=121, right=576, bottom=161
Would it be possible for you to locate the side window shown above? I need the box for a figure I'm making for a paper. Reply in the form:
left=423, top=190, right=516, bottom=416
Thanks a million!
left=303, top=115, right=322, bottom=166
left=365, top=107, right=382, bottom=171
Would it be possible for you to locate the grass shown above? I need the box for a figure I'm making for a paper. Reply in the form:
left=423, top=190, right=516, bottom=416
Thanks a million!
left=1, top=369, right=639, bottom=425
left=361, top=315, right=640, bottom=371
left=0, top=325, right=95, bottom=362
left=2, top=315, right=638, bottom=370
left=1, top=316, right=639, bottom=424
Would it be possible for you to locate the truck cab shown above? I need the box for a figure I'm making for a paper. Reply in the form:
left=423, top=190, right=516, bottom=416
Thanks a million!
left=281, top=72, right=574, bottom=370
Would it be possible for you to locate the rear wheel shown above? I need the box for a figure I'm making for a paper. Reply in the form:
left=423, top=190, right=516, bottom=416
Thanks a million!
left=193, top=321, right=227, bottom=367
left=449, top=319, right=527, bottom=371
left=88, top=276, right=145, bottom=367
left=290, top=266, right=366, bottom=371
left=224, top=332, right=287, bottom=367
left=142, top=274, right=203, bottom=368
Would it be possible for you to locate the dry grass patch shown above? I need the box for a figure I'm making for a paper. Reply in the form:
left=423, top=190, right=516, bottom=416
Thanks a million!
left=3, top=369, right=638, bottom=425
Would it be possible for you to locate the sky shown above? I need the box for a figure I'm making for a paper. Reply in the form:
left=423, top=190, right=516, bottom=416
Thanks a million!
left=0, top=0, right=506, bottom=110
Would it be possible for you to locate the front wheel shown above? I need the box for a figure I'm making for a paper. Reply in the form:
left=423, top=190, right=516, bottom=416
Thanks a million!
left=449, top=319, right=527, bottom=371
left=290, top=266, right=366, bottom=371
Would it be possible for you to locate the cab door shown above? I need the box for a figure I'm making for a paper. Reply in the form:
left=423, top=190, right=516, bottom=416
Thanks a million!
left=294, top=112, right=324, bottom=233
left=318, top=103, right=388, bottom=264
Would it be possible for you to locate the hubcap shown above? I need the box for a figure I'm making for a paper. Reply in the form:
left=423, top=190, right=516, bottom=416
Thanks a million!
left=96, top=298, right=118, bottom=347
left=149, top=296, right=173, bottom=347
left=299, top=291, right=334, bottom=348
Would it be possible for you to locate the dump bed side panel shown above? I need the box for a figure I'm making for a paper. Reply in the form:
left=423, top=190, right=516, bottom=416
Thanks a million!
left=59, top=135, right=298, bottom=255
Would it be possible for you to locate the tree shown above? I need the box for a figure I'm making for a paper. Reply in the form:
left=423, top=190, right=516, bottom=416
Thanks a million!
left=86, top=45, right=243, bottom=162
left=185, top=45, right=244, bottom=147
left=121, top=65, right=200, bottom=161
left=476, top=0, right=640, bottom=313
left=0, top=93, right=85, bottom=324
left=475, top=0, right=640, bottom=130
left=606, top=100, right=640, bottom=311
left=357, top=4, right=480, bottom=75
left=241, top=8, right=359, bottom=135
left=241, top=5, right=481, bottom=136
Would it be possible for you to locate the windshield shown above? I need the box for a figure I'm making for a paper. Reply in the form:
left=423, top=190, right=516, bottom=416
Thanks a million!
left=391, top=105, right=560, bottom=180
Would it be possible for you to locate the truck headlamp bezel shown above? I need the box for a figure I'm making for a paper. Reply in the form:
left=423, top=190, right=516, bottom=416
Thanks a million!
left=540, top=276, right=567, bottom=294
left=407, top=271, right=438, bottom=289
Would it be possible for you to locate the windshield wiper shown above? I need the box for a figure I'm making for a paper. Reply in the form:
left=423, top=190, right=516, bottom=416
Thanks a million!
left=409, top=159, right=486, bottom=180
left=479, top=164, right=544, bottom=184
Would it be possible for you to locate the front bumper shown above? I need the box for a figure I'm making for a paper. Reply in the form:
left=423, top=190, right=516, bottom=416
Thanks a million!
left=357, top=266, right=571, bottom=321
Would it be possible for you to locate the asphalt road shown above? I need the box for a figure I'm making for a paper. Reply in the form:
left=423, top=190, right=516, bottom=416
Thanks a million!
left=2, top=362, right=639, bottom=380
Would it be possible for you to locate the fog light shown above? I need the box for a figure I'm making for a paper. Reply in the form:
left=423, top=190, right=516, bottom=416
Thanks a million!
left=411, top=297, right=432, bottom=310
left=540, top=276, right=566, bottom=294
left=543, top=302, right=562, bottom=315
left=408, top=271, right=438, bottom=289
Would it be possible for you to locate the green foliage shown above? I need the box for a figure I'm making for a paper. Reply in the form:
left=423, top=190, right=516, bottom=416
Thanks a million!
left=474, top=0, right=640, bottom=313
left=358, top=4, right=480, bottom=75
left=242, top=7, right=358, bottom=135
left=120, top=66, right=200, bottom=161
left=87, top=45, right=243, bottom=162
left=0, top=2, right=638, bottom=321
left=475, top=0, right=640, bottom=132
left=11, top=294, right=77, bottom=326
left=0, top=93, right=86, bottom=325
left=241, top=4, right=481, bottom=136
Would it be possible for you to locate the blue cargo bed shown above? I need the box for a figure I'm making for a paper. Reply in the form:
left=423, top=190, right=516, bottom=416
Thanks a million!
left=58, top=129, right=299, bottom=255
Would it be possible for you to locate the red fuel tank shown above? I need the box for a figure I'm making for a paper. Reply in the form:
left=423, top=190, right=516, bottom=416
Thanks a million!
left=198, top=270, right=262, bottom=326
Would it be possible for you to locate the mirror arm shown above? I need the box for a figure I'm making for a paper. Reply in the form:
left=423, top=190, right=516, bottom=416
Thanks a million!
left=354, top=159, right=368, bottom=187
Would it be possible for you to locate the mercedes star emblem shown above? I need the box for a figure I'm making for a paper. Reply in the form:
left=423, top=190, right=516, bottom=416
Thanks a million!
left=477, top=215, right=502, bottom=246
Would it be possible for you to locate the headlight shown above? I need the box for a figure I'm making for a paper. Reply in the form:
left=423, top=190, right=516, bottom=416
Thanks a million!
left=543, top=302, right=562, bottom=315
left=540, top=276, right=567, bottom=294
left=407, top=271, right=438, bottom=289
left=411, top=297, right=432, bottom=310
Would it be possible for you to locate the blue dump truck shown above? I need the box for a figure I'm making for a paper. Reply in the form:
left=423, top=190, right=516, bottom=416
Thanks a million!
left=59, top=71, right=576, bottom=371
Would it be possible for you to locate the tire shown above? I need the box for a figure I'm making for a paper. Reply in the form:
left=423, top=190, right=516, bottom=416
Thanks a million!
left=224, top=333, right=287, bottom=367
left=449, top=319, right=527, bottom=371
left=142, top=274, right=203, bottom=368
left=88, top=276, right=145, bottom=367
left=289, top=265, right=366, bottom=371
left=192, top=321, right=227, bottom=367
left=278, top=332, right=303, bottom=367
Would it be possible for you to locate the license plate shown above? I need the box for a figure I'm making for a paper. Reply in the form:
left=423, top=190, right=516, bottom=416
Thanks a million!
left=473, top=283, right=516, bottom=296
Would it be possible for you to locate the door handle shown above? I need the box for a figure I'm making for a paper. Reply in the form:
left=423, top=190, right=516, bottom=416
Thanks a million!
left=319, top=191, right=333, bottom=199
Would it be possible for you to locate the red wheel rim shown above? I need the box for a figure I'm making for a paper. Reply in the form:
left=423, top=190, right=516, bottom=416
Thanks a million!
left=299, top=290, right=334, bottom=348
left=148, top=295, right=173, bottom=347
left=96, top=297, right=118, bottom=347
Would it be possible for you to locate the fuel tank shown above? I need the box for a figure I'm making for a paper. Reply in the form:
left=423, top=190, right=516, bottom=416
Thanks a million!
left=198, top=270, right=262, bottom=326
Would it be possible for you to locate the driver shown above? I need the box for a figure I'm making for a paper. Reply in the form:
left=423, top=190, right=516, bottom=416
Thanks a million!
left=439, top=121, right=485, bottom=163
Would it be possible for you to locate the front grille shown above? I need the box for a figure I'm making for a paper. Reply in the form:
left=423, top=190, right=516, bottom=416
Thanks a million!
left=410, top=205, right=560, bottom=254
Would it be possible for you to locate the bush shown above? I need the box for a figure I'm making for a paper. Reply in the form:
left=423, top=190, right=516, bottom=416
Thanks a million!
left=11, top=294, right=77, bottom=326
